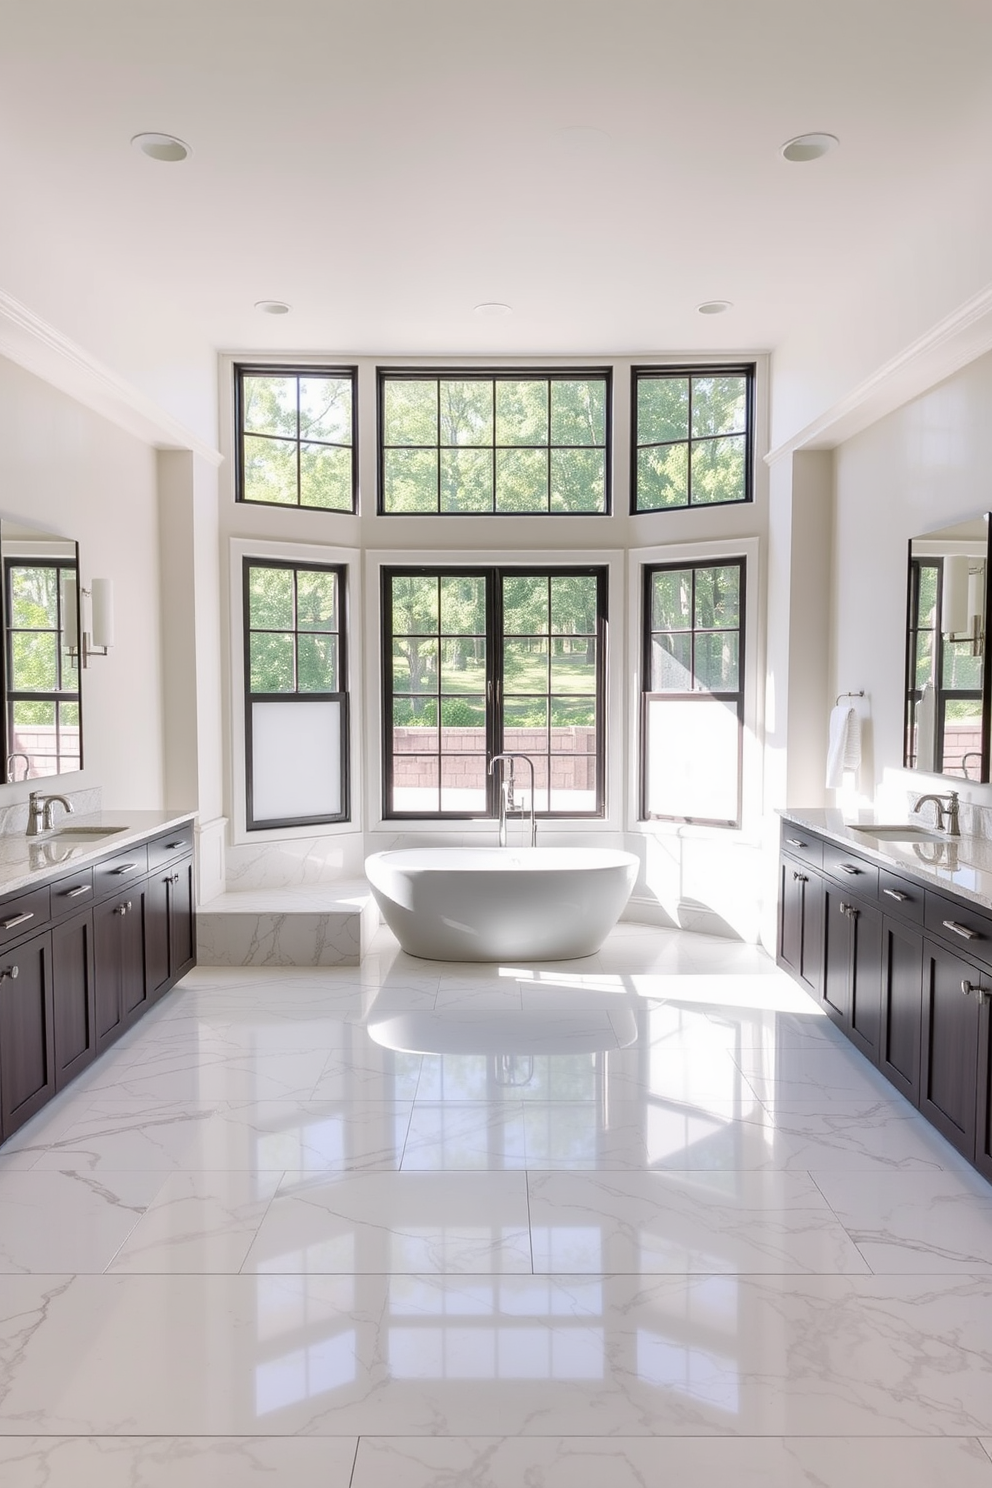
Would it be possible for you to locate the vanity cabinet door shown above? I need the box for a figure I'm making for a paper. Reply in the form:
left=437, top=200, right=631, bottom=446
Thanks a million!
left=976, top=996, right=992, bottom=1183
left=0, top=928, right=56, bottom=1139
left=920, top=939, right=982, bottom=1161
left=145, top=854, right=195, bottom=1003
left=822, top=883, right=882, bottom=1061
left=51, top=908, right=96, bottom=1088
left=821, top=882, right=853, bottom=1025
left=93, top=889, right=147, bottom=1052
left=880, top=916, right=923, bottom=1106
left=778, top=856, right=823, bottom=994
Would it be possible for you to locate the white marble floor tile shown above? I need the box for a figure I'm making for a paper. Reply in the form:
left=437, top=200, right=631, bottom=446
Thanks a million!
left=72, top=1049, right=333, bottom=1104
left=350, top=1435, right=992, bottom=1488
left=0, top=1435, right=359, bottom=1486
left=812, top=1169, right=992, bottom=1271
left=178, top=1101, right=413, bottom=1177
left=402, top=1104, right=529, bottom=1170
left=735, top=1044, right=897, bottom=1104
left=29, top=1100, right=216, bottom=1172
left=0, top=1168, right=163, bottom=1272
left=108, top=1170, right=282, bottom=1274
left=243, top=1172, right=533, bottom=1274
left=527, top=1169, right=871, bottom=1274
left=311, top=1048, right=424, bottom=1102
left=5, top=1272, right=992, bottom=1437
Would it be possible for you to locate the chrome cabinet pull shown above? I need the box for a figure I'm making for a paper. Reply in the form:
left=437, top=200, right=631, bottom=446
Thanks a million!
left=66, top=885, right=91, bottom=898
left=792, top=870, right=808, bottom=883
left=883, top=888, right=908, bottom=901
left=786, top=838, right=806, bottom=848
left=165, top=841, right=184, bottom=850
left=0, top=965, right=18, bottom=981
left=111, top=863, right=138, bottom=875
left=943, top=919, right=978, bottom=940
left=839, top=864, right=861, bottom=875
left=839, top=902, right=859, bottom=917
left=2, top=912, right=33, bottom=930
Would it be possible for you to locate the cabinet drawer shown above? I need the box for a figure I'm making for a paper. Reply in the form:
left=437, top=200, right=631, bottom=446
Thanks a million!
left=147, top=823, right=195, bottom=871
left=822, top=841, right=878, bottom=899
left=780, top=825, right=823, bottom=870
left=925, top=891, right=992, bottom=958
left=50, top=869, right=94, bottom=921
left=0, top=886, right=51, bottom=948
left=878, top=869, right=926, bottom=923
left=92, top=846, right=148, bottom=902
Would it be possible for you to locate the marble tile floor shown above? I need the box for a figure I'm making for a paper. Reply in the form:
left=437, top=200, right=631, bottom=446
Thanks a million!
left=0, top=922, right=991, bottom=1485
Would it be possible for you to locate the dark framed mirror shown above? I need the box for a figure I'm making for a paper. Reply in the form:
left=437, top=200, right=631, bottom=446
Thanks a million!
left=0, top=519, right=81, bottom=783
left=905, top=514, right=992, bottom=780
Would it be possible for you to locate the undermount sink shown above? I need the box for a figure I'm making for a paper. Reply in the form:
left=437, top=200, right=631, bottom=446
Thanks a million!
left=47, top=825, right=129, bottom=841
left=849, top=823, right=947, bottom=843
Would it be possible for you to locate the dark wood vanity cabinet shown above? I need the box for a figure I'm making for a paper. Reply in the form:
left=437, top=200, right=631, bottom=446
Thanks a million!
left=0, top=820, right=196, bottom=1145
left=779, top=819, right=992, bottom=1182
left=0, top=928, right=55, bottom=1136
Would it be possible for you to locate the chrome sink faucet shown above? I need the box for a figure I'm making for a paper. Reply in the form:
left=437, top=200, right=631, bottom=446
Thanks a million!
left=489, top=753, right=537, bottom=848
left=912, top=789, right=960, bottom=837
left=25, top=791, right=74, bottom=837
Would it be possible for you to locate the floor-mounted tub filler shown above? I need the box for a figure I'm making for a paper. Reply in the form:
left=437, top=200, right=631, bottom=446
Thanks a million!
left=364, top=847, right=639, bottom=961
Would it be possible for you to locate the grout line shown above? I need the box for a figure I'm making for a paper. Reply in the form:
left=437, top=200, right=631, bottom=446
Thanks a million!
left=348, top=1435, right=361, bottom=1488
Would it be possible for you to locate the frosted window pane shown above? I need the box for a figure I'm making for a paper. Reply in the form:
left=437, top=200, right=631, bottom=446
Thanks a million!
left=646, top=697, right=738, bottom=822
left=252, top=700, right=342, bottom=822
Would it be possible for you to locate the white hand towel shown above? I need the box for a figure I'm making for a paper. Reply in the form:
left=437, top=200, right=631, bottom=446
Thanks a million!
left=916, top=681, right=936, bottom=772
left=826, top=705, right=861, bottom=788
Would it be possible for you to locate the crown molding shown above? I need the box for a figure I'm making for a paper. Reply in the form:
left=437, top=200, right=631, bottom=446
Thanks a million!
left=765, top=282, right=992, bottom=465
left=0, top=289, right=223, bottom=467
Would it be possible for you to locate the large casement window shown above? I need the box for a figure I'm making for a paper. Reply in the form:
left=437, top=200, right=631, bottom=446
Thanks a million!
left=2, top=557, right=81, bottom=777
left=378, top=371, right=611, bottom=514
left=383, top=567, right=607, bottom=817
left=244, top=559, right=349, bottom=829
left=632, top=365, right=754, bottom=513
left=641, top=558, right=745, bottom=826
left=235, top=366, right=357, bottom=512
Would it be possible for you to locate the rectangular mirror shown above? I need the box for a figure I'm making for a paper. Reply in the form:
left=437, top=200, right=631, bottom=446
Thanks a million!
left=0, top=519, right=81, bottom=782
left=905, top=514, right=991, bottom=780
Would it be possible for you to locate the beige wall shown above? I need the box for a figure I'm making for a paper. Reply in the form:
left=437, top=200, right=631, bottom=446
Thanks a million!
left=0, top=354, right=165, bottom=810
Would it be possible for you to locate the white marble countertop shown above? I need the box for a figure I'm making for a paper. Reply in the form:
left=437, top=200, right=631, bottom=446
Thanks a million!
left=779, top=806, right=992, bottom=911
left=0, top=809, right=196, bottom=900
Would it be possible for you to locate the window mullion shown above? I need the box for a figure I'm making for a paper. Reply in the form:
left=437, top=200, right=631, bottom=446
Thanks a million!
left=489, top=568, right=502, bottom=818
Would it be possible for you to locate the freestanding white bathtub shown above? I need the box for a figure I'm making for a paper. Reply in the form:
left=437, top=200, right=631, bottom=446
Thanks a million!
left=365, top=847, right=639, bottom=961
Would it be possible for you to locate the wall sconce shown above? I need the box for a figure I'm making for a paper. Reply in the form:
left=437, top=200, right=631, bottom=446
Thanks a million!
left=941, top=557, right=985, bottom=657
left=63, top=576, right=114, bottom=667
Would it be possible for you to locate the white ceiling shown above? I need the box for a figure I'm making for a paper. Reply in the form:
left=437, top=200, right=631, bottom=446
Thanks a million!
left=2, top=0, right=992, bottom=442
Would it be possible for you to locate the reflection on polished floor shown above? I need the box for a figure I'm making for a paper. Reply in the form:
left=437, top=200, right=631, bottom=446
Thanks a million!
left=1, top=921, right=992, bottom=1485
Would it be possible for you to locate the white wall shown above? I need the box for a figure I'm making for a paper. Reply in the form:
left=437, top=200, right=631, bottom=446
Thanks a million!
left=0, top=354, right=167, bottom=811
left=830, top=348, right=992, bottom=805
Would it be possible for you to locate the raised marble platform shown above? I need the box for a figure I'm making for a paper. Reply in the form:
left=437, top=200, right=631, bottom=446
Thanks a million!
left=195, top=881, right=378, bottom=967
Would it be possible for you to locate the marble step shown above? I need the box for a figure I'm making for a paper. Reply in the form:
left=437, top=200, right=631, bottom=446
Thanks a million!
left=195, top=881, right=379, bottom=967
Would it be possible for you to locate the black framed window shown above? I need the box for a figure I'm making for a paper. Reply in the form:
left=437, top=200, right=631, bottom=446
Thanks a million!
left=2, top=558, right=80, bottom=777
left=236, top=366, right=357, bottom=512
left=378, top=370, right=611, bottom=514
left=905, top=556, right=985, bottom=775
left=383, top=566, right=607, bottom=817
left=641, top=559, right=745, bottom=826
left=632, top=366, right=754, bottom=513
left=244, top=559, right=349, bottom=829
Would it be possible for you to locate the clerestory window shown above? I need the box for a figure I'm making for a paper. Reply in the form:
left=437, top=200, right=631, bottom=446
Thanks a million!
left=378, top=370, right=611, bottom=514
left=236, top=366, right=357, bottom=512
left=632, top=365, right=754, bottom=513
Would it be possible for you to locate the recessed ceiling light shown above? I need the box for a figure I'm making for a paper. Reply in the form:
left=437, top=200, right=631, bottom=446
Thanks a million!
left=474, top=302, right=513, bottom=318
left=131, top=132, right=191, bottom=163
left=254, top=300, right=291, bottom=315
left=697, top=300, right=733, bottom=315
left=780, top=132, right=839, bottom=163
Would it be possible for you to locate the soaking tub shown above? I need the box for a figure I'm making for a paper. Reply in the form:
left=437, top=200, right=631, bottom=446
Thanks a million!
left=364, top=847, right=638, bottom=961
